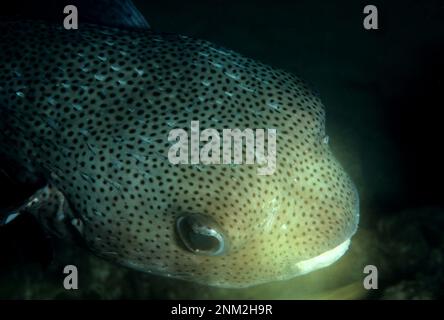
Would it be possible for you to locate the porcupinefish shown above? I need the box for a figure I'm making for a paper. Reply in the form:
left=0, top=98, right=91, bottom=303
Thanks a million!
left=0, top=0, right=359, bottom=287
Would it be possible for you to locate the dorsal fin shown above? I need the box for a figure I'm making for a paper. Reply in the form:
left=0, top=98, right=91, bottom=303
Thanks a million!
left=73, top=0, right=150, bottom=29
left=0, top=0, right=150, bottom=29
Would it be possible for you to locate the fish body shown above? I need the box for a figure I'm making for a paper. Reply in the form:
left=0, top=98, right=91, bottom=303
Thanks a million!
left=0, top=18, right=359, bottom=287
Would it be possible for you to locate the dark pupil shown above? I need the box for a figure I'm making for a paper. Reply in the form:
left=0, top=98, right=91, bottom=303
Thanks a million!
left=187, top=232, right=220, bottom=252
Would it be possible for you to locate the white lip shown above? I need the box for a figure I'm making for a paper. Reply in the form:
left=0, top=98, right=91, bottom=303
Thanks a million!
left=207, top=238, right=352, bottom=288
left=292, top=238, right=351, bottom=276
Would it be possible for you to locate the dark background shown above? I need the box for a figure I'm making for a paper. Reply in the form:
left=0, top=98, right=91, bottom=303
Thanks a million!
left=1, top=0, right=443, bottom=299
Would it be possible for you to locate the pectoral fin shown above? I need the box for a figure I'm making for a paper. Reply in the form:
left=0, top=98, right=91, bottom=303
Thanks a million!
left=1, top=184, right=84, bottom=244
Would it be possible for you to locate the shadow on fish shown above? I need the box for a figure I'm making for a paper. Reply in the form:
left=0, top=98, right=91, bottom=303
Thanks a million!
left=0, top=0, right=359, bottom=288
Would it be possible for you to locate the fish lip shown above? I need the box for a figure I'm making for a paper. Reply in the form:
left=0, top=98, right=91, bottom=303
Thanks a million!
left=290, top=238, right=351, bottom=276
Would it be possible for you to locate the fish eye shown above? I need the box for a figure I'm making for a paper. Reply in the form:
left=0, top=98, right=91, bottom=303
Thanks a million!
left=176, top=213, right=228, bottom=256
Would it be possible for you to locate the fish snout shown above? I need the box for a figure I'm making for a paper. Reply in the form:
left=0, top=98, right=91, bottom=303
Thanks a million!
left=291, top=172, right=359, bottom=264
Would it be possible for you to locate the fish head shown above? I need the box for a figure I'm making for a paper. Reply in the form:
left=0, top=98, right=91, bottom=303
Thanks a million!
left=158, top=134, right=359, bottom=288
left=73, top=76, right=359, bottom=288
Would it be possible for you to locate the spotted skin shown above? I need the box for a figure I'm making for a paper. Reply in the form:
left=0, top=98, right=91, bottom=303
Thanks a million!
left=0, top=20, right=359, bottom=287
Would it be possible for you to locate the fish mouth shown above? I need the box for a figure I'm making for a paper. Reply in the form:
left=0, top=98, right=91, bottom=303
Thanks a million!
left=199, top=238, right=353, bottom=289
left=289, top=238, right=351, bottom=277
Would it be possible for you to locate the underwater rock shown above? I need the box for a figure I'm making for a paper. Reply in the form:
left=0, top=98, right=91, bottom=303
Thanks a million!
left=376, top=207, right=444, bottom=300
left=381, top=280, right=435, bottom=300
